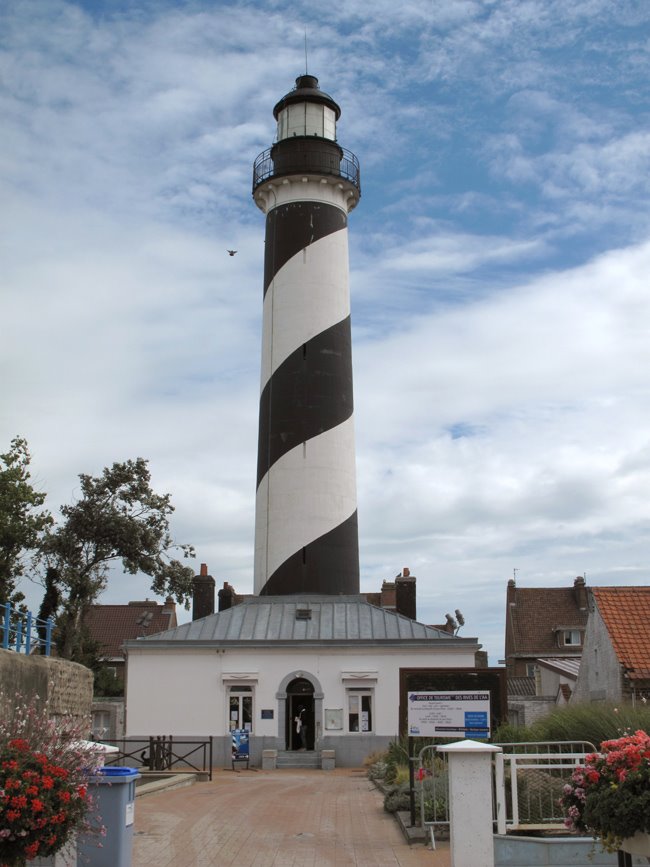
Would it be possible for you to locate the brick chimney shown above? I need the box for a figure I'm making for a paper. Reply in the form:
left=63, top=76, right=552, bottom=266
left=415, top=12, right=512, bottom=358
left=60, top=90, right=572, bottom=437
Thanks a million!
left=162, top=596, right=177, bottom=629
left=218, top=581, right=235, bottom=612
left=395, top=567, right=416, bottom=621
left=574, top=575, right=588, bottom=609
left=380, top=580, right=396, bottom=610
left=192, top=563, right=215, bottom=621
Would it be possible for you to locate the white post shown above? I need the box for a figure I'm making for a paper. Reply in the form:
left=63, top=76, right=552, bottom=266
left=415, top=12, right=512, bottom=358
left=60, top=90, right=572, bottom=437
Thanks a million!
left=494, top=751, right=506, bottom=836
left=438, top=739, right=502, bottom=867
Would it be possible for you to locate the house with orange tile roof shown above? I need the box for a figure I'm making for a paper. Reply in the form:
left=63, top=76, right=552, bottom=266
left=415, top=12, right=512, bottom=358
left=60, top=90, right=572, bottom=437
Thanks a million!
left=572, top=586, right=650, bottom=705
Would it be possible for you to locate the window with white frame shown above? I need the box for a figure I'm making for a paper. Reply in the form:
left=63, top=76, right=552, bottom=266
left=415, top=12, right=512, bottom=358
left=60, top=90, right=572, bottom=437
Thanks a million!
left=563, top=630, right=581, bottom=646
left=347, top=690, right=373, bottom=733
left=228, top=685, right=253, bottom=732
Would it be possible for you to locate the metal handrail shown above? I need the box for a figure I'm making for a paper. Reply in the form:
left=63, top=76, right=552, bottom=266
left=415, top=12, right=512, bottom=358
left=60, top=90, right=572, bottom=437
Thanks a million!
left=98, top=736, right=213, bottom=781
left=493, top=740, right=596, bottom=834
left=414, top=745, right=450, bottom=849
left=252, top=144, right=360, bottom=192
left=1, top=602, right=54, bottom=656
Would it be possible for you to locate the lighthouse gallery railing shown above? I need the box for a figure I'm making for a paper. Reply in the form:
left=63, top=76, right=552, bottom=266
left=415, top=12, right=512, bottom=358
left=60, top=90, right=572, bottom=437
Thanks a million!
left=253, top=144, right=360, bottom=193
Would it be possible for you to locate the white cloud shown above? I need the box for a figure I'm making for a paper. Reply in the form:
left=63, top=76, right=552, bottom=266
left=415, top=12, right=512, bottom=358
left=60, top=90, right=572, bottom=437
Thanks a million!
left=2, top=0, right=650, bottom=663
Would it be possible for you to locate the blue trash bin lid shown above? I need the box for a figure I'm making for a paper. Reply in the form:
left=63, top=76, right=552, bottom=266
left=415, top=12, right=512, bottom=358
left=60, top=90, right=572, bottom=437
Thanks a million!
left=100, top=766, right=138, bottom=777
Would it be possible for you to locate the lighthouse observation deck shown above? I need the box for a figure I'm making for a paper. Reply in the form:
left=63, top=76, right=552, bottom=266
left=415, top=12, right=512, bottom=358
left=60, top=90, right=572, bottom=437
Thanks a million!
left=252, top=142, right=360, bottom=194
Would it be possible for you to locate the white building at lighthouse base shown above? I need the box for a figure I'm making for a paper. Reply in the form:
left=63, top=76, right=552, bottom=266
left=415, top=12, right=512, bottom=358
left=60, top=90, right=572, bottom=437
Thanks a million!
left=124, top=592, right=482, bottom=768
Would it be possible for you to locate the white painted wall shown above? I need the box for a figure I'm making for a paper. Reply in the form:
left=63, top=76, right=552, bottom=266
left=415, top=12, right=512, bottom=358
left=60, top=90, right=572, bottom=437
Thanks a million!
left=125, top=644, right=476, bottom=737
left=538, top=665, right=576, bottom=698
left=254, top=177, right=358, bottom=215
left=572, top=605, right=622, bottom=703
left=254, top=418, right=357, bottom=587
left=260, top=229, right=351, bottom=385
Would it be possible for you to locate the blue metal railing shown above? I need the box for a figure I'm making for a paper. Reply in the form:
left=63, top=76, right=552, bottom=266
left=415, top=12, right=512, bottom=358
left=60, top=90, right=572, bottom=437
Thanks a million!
left=1, top=603, right=54, bottom=656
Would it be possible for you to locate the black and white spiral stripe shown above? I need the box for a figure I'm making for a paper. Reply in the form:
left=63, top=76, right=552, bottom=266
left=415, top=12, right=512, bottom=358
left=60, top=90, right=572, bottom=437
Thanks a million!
left=254, top=199, right=360, bottom=596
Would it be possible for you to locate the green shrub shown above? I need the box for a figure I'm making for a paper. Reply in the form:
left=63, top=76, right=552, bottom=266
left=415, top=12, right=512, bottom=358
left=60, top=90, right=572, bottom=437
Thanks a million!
left=367, top=760, right=388, bottom=781
left=363, top=749, right=387, bottom=766
left=494, top=703, right=650, bottom=750
left=383, top=777, right=449, bottom=823
left=492, top=722, right=537, bottom=744
left=530, top=703, right=650, bottom=746
left=383, top=783, right=411, bottom=814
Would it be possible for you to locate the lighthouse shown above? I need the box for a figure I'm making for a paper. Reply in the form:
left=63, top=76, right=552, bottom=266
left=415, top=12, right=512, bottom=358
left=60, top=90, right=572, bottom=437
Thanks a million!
left=252, top=74, right=361, bottom=596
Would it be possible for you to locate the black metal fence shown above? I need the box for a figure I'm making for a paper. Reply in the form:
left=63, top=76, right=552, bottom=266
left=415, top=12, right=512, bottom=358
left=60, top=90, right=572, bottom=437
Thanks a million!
left=253, top=144, right=360, bottom=192
left=99, top=736, right=213, bottom=781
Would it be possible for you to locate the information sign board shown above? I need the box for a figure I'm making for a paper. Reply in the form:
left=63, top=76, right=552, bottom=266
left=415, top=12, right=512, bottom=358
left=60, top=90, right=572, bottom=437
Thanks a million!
left=231, top=728, right=250, bottom=756
left=407, top=691, right=490, bottom=739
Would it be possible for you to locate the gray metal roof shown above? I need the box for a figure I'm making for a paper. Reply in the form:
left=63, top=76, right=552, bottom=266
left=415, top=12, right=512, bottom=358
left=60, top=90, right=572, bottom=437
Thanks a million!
left=124, top=595, right=476, bottom=648
left=537, top=657, right=581, bottom=678
left=507, top=676, right=536, bottom=697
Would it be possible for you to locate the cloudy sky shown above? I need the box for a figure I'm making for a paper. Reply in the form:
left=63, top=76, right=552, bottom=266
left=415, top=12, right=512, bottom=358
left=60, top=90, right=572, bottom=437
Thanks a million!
left=3, top=0, right=650, bottom=664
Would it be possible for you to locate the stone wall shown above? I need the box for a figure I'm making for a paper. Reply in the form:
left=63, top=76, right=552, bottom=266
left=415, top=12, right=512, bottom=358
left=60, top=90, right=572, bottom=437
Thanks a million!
left=0, top=648, right=93, bottom=724
left=507, top=695, right=555, bottom=727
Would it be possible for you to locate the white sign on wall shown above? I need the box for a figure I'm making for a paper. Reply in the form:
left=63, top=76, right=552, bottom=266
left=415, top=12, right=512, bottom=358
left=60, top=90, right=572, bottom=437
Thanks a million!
left=407, top=691, right=491, bottom=739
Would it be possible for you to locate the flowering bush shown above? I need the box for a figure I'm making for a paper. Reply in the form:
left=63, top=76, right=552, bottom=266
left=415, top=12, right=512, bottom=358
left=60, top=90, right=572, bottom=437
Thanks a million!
left=561, top=729, right=650, bottom=851
left=0, top=691, right=102, bottom=866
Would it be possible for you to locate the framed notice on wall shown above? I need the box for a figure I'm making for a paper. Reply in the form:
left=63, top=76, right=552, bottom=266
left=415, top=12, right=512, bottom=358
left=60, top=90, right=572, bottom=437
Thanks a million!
left=325, top=709, right=343, bottom=730
left=407, top=691, right=491, bottom=739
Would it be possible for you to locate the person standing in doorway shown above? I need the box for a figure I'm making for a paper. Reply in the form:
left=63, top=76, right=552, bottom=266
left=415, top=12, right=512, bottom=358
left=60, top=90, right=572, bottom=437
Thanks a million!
left=293, top=705, right=306, bottom=751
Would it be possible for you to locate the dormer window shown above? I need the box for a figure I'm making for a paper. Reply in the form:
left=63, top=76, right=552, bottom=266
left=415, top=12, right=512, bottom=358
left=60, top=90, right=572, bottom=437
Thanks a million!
left=563, top=629, right=581, bottom=646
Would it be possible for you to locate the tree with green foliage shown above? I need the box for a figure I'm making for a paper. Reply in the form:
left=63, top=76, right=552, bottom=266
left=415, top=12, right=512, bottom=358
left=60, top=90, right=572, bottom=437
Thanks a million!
left=43, top=457, right=195, bottom=661
left=0, top=436, right=52, bottom=605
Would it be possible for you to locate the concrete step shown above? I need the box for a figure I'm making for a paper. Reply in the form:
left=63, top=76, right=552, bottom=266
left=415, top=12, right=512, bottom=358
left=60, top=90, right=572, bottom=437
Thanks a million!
left=276, top=750, right=320, bottom=769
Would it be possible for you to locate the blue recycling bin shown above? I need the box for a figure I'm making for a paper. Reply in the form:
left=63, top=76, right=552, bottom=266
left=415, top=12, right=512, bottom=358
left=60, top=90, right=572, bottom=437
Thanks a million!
left=77, top=767, right=140, bottom=866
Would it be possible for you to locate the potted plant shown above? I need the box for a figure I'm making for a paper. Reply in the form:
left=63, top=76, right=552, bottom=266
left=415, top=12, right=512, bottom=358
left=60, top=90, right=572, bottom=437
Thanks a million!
left=0, top=691, right=103, bottom=866
left=561, top=729, right=650, bottom=857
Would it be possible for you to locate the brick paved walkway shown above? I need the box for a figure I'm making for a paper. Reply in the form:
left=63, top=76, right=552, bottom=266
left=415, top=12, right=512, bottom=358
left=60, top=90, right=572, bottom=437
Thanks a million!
left=132, top=768, right=450, bottom=867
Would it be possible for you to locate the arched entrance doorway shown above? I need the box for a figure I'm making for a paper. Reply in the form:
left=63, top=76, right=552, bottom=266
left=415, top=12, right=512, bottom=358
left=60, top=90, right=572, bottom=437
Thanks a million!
left=286, top=677, right=314, bottom=750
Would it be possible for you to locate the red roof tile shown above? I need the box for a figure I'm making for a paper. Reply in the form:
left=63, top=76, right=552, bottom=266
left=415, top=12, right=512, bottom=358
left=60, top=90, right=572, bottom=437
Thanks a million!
left=84, top=602, right=177, bottom=659
left=593, top=587, right=650, bottom=680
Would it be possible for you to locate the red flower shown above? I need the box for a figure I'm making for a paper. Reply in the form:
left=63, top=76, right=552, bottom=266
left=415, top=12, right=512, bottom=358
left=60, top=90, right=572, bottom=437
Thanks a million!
left=32, top=798, right=44, bottom=812
left=26, top=785, right=39, bottom=797
left=10, top=795, right=28, bottom=809
left=41, top=775, right=54, bottom=789
left=24, top=840, right=40, bottom=858
left=6, top=810, right=21, bottom=822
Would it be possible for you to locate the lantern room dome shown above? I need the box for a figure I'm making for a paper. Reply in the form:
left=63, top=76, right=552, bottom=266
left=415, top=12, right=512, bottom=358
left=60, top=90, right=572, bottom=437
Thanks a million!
left=273, top=74, right=341, bottom=121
